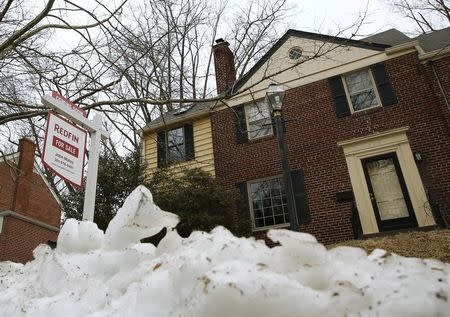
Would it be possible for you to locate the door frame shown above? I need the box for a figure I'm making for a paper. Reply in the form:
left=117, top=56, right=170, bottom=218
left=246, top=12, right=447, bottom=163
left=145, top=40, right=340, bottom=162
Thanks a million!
left=338, top=127, right=435, bottom=234
left=361, top=152, right=418, bottom=232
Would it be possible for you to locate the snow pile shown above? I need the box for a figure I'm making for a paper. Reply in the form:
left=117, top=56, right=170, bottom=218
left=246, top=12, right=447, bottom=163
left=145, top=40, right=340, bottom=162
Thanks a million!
left=0, top=186, right=449, bottom=316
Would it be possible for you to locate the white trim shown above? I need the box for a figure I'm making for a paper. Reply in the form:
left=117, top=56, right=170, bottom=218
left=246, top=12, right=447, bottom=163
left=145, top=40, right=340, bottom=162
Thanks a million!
left=244, top=100, right=274, bottom=141
left=0, top=216, right=3, bottom=233
left=385, top=40, right=422, bottom=56
left=341, top=68, right=382, bottom=114
left=247, top=175, right=290, bottom=231
left=338, top=127, right=435, bottom=234
left=419, top=47, right=450, bottom=62
left=0, top=210, right=60, bottom=232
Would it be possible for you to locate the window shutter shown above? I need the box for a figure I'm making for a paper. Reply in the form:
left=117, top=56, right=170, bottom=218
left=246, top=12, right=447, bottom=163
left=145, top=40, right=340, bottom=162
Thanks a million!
left=371, top=63, right=397, bottom=106
left=184, top=123, right=195, bottom=160
left=157, top=131, right=167, bottom=168
left=329, top=76, right=351, bottom=118
left=291, top=170, right=311, bottom=224
left=236, top=181, right=251, bottom=231
left=234, top=105, right=248, bottom=144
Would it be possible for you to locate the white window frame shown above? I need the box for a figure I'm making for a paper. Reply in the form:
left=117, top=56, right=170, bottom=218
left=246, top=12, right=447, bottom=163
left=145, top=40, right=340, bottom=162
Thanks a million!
left=342, top=68, right=382, bottom=114
left=247, top=175, right=290, bottom=231
left=245, top=100, right=273, bottom=140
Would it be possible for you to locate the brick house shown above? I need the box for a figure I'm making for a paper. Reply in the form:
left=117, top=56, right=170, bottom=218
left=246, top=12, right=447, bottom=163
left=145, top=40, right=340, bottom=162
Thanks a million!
left=142, top=27, right=450, bottom=244
left=0, top=138, right=61, bottom=263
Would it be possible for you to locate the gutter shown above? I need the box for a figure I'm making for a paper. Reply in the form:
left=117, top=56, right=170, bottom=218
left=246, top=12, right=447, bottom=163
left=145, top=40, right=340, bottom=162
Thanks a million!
left=139, top=109, right=211, bottom=134
left=385, top=40, right=423, bottom=56
left=429, top=60, right=450, bottom=112
left=0, top=210, right=60, bottom=232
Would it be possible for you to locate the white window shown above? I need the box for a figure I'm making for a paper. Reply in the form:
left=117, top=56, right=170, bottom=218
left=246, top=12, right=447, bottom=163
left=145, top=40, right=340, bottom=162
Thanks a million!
left=246, top=100, right=273, bottom=139
left=343, top=69, right=380, bottom=112
left=167, top=127, right=185, bottom=163
left=249, top=176, right=289, bottom=230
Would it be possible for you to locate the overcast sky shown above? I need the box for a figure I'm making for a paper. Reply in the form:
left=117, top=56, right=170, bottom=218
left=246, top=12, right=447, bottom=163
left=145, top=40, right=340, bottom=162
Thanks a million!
left=281, top=0, right=417, bottom=37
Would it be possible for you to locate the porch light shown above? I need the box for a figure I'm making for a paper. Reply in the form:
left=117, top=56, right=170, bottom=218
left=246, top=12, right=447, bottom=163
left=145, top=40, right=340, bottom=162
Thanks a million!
left=265, top=83, right=285, bottom=113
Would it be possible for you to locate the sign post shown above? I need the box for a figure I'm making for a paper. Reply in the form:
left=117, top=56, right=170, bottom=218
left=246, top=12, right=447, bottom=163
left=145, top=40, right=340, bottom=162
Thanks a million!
left=41, top=92, right=109, bottom=222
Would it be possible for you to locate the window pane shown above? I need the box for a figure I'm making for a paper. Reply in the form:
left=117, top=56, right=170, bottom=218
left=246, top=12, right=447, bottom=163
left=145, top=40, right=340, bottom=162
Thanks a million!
left=274, top=215, right=285, bottom=225
left=168, top=146, right=184, bottom=163
left=249, top=177, right=289, bottom=229
left=167, top=127, right=185, bottom=163
left=345, top=69, right=378, bottom=112
left=247, top=101, right=272, bottom=139
left=255, top=218, right=265, bottom=228
left=265, top=217, right=274, bottom=226
left=168, top=127, right=183, bottom=144
left=351, top=90, right=377, bottom=111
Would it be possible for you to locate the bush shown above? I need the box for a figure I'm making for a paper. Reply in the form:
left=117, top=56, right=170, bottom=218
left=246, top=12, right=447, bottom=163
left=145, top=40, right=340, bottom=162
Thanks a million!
left=148, top=168, right=237, bottom=237
left=62, top=149, right=145, bottom=231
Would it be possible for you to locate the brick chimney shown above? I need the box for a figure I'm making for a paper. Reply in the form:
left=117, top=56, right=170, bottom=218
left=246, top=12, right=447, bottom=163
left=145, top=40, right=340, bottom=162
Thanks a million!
left=12, top=138, right=36, bottom=214
left=213, top=38, right=236, bottom=95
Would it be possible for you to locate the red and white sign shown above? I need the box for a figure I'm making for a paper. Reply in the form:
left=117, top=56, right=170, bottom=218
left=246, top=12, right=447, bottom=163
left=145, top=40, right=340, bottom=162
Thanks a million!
left=51, top=91, right=87, bottom=118
left=42, top=112, right=87, bottom=187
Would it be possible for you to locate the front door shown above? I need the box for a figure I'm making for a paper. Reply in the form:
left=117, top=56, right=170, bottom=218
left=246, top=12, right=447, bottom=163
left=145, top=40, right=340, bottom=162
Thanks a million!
left=362, top=153, right=417, bottom=232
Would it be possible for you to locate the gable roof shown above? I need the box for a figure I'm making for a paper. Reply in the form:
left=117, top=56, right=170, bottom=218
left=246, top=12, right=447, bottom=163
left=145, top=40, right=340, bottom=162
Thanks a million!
left=232, top=29, right=392, bottom=93
left=141, top=101, right=212, bottom=132
left=413, top=26, right=450, bottom=52
left=362, top=28, right=411, bottom=46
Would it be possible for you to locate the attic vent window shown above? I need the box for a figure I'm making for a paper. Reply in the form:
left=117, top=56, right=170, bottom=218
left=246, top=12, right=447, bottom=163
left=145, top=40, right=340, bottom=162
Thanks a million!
left=288, top=47, right=302, bottom=60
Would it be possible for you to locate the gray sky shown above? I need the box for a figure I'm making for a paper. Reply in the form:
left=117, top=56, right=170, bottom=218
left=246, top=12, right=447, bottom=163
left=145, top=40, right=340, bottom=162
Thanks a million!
left=285, top=0, right=416, bottom=37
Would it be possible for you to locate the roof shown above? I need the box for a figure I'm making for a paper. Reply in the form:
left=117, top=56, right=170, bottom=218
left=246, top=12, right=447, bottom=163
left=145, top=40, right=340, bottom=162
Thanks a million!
left=141, top=101, right=212, bottom=132
left=363, top=28, right=411, bottom=46
left=413, top=26, right=450, bottom=52
left=142, top=27, right=450, bottom=132
left=233, top=29, right=391, bottom=93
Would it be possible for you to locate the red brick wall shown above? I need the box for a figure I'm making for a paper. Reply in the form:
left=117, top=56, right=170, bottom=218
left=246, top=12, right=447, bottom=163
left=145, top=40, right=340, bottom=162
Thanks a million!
left=0, top=217, right=58, bottom=263
left=25, top=173, right=61, bottom=227
left=211, top=52, right=450, bottom=244
left=0, top=138, right=61, bottom=263
left=0, top=162, right=15, bottom=211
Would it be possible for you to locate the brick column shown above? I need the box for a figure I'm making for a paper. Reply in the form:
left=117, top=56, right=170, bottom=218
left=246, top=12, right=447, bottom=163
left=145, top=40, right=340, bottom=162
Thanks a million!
left=12, top=138, right=36, bottom=214
left=213, top=39, right=236, bottom=95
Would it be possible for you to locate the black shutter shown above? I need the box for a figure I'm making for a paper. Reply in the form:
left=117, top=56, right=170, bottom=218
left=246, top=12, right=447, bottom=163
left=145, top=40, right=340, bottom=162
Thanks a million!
left=291, top=170, right=311, bottom=224
left=234, top=105, right=248, bottom=144
left=329, top=76, right=351, bottom=118
left=157, top=131, right=166, bottom=168
left=236, top=181, right=251, bottom=231
left=371, top=63, right=397, bottom=106
left=184, top=123, right=195, bottom=160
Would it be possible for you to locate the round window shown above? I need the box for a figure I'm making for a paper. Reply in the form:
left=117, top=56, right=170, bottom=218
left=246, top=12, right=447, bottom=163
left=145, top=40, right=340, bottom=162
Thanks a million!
left=288, top=47, right=303, bottom=60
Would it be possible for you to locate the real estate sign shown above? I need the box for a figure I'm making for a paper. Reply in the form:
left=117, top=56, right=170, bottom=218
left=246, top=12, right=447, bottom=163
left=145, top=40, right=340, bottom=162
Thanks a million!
left=42, top=112, right=87, bottom=187
left=51, top=91, right=88, bottom=118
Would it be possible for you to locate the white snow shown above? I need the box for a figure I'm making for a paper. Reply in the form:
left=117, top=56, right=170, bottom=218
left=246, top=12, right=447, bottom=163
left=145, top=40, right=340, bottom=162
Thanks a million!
left=0, top=185, right=449, bottom=316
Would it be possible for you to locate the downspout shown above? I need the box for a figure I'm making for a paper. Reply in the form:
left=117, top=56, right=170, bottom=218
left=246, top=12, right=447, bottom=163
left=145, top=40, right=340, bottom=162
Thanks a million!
left=429, top=60, right=450, bottom=112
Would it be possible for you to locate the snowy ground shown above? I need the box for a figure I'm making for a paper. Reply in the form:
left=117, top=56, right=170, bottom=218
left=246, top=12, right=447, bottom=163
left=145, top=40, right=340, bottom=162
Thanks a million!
left=1, top=186, right=449, bottom=316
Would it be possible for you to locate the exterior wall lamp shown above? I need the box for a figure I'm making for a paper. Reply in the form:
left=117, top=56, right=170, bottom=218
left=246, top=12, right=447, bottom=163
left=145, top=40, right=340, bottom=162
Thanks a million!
left=265, top=83, right=300, bottom=231
left=266, top=83, right=285, bottom=114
